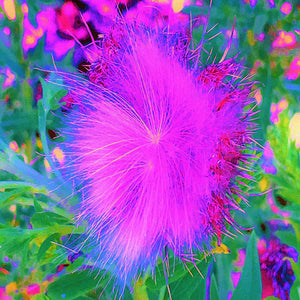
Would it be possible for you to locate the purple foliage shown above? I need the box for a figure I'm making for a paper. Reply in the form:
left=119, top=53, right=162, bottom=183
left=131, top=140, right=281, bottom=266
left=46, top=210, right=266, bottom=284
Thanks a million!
left=59, top=22, right=256, bottom=289
left=260, top=238, right=298, bottom=300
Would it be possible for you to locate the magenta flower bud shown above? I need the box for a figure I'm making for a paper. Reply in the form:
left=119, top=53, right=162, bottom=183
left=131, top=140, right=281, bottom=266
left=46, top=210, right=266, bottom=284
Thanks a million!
left=60, top=22, right=256, bottom=291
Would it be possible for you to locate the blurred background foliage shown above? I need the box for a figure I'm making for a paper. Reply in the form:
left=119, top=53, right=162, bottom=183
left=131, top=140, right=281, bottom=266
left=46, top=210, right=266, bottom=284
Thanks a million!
left=0, top=0, right=299, bottom=299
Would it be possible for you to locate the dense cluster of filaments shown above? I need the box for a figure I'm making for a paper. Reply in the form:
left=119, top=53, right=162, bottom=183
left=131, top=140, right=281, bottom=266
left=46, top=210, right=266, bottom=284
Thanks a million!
left=60, top=23, right=257, bottom=290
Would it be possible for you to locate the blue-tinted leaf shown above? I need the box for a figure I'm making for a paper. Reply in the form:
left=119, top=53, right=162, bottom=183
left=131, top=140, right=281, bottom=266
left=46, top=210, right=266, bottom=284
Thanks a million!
left=210, top=275, right=220, bottom=300
left=181, top=5, right=204, bottom=16
left=231, top=232, right=262, bottom=300
left=40, top=76, right=67, bottom=112
left=253, top=15, right=268, bottom=34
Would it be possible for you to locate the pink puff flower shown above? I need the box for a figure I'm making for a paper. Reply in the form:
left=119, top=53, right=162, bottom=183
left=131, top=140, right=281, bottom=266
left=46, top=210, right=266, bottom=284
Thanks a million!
left=59, top=21, right=256, bottom=292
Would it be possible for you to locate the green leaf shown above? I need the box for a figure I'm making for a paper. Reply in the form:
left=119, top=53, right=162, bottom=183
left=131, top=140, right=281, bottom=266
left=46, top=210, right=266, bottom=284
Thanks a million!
left=0, top=40, right=25, bottom=78
left=74, top=296, right=97, bottom=300
left=181, top=5, right=204, bottom=16
left=66, top=254, right=86, bottom=273
left=37, top=233, right=61, bottom=262
left=0, top=225, right=79, bottom=256
left=47, top=270, right=109, bottom=300
left=274, top=231, right=297, bottom=249
left=0, top=226, right=37, bottom=255
left=27, top=35, right=46, bottom=62
left=231, top=232, right=262, bottom=300
left=169, top=260, right=209, bottom=300
left=145, top=253, right=209, bottom=291
left=34, top=198, right=44, bottom=212
left=146, top=287, right=163, bottom=300
left=0, top=138, right=59, bottom=196
left=38, top=76, right=66, bottom=181
left=32, top=294, right=50, bottom=300
left=31, top=211, right=71, bottom=229
left=0, top=77, right=5, bottom=99
left=40, top=76, right=67, bottom=112
left=210, top=275, right=220, bottom=300
left=0, top=190, right=19, bottom=205
left=253, top=15, right=268, bottom=34
left=133, top=278, right=149, bottom=300
left=0, top=181, right=46, bottom=192
left=1, top=109, right=38, bottom=132
left=26, top=0, right=39, bottom=27
left=214, top=250, right=234, bottom=300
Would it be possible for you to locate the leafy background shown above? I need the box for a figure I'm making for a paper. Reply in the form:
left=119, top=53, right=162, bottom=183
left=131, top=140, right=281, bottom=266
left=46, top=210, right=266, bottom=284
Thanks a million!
left=0, top=0, right=299, bottom=299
